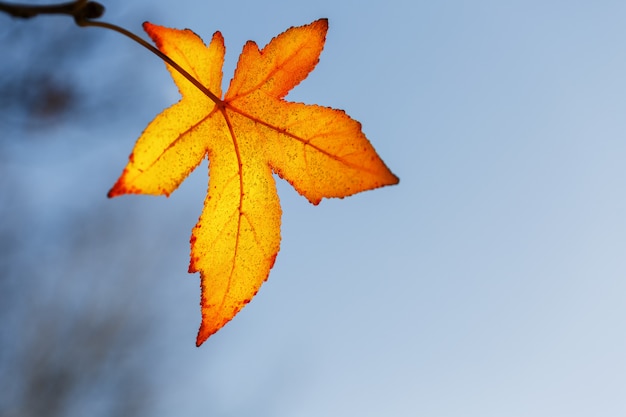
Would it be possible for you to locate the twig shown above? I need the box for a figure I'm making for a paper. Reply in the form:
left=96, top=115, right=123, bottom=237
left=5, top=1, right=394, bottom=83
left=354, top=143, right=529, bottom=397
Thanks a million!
left=0, top=0, right=103, bottom=21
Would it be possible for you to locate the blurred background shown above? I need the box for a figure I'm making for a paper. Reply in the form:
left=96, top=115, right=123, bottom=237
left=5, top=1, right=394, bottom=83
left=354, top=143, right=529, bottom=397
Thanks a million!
left=1, top=1, right=625, bottom=416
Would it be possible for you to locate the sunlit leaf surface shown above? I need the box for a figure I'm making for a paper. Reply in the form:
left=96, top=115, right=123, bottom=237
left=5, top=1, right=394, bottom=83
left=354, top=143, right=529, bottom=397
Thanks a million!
left=109, top=19, right=399, bottom=346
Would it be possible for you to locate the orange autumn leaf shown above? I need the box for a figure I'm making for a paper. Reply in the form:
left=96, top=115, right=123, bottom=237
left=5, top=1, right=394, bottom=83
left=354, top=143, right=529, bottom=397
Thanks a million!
left=108, top=19, right=399, bottom=346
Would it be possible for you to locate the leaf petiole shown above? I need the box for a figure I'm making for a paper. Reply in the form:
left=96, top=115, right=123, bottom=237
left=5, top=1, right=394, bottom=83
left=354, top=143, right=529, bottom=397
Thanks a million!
left=79, top=19, right=224, bottom=105
left=0, top=0, right=223, bottom=105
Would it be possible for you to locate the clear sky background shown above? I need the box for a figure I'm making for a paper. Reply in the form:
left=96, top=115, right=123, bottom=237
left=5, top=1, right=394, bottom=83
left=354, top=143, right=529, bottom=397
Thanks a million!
left=2, top=1, right=626, bottom=416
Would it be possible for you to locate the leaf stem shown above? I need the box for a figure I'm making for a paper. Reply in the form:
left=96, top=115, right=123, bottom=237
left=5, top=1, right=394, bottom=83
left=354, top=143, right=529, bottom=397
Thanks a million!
left=79, top=19, right=223, bottom=104
left=0, top=0, right=223, bottom=105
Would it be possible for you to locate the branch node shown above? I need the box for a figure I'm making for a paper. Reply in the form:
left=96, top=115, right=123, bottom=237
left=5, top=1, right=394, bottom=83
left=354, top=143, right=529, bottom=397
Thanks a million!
left=77, top=1, right=105, bottom=21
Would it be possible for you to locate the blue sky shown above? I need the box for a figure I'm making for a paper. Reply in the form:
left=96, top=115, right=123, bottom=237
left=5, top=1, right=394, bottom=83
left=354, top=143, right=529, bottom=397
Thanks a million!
left=4, top=1, right=626, bottom=416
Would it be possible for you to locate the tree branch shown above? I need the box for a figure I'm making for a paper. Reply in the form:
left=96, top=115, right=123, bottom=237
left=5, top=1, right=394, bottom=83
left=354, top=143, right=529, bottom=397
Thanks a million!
left=0, top=0, right=104, bottom=21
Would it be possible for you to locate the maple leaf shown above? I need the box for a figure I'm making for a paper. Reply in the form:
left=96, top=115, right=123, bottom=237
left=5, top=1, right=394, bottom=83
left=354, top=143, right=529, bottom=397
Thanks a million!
left=108, top=19, right=399, bottom=346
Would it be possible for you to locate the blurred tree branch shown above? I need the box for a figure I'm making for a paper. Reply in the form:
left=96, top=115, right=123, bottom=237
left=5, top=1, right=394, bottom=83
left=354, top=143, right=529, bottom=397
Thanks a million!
left=0, top=0, right=103, bottom=21
left=0, top=2, right=166, bottom=415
